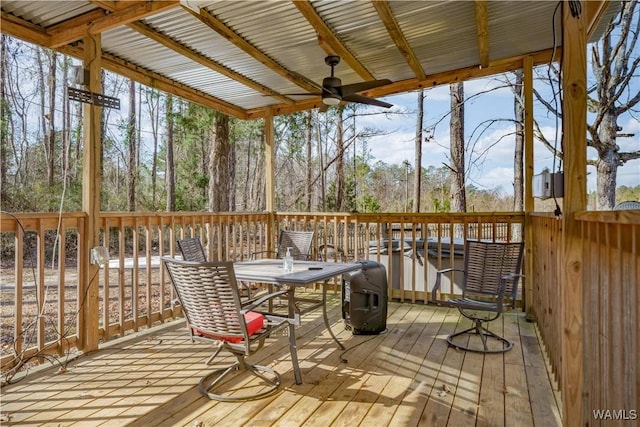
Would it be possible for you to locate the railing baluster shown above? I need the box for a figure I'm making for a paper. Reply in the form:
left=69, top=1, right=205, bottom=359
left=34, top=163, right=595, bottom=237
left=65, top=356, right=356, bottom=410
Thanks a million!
left=3, top=211, right=533, bottom=370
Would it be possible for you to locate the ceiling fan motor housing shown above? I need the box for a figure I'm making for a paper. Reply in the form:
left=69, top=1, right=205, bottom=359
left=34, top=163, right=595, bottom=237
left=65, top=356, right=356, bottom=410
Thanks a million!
left=319, top=54, right=392, bottom=108
left=322, top=76, right=342, bottom=95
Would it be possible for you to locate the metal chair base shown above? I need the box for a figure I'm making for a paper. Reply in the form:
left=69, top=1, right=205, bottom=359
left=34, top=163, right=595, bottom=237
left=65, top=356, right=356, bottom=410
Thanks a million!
left=446, top=320, right=513, bottom=354
left=198, top=361, right=282, bottom=401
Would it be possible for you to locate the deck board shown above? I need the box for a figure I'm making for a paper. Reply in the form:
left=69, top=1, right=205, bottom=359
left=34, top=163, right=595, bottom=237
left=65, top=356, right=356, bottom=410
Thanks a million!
left=1, top=297, right=561, bottom=427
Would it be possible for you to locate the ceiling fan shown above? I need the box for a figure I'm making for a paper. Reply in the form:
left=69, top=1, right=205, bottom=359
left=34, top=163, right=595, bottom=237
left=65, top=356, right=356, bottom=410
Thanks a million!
left=288, top=55, right=393, bottom=110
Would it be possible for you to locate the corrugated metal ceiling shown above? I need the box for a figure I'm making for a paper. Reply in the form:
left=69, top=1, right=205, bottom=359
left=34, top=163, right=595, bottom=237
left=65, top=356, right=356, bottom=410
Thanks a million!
left=0, top=0, right=620, bottom=118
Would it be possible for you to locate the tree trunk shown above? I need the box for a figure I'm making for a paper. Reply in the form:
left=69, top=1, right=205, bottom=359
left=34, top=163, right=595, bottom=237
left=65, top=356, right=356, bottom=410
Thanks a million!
left=229, top=128, right=236, bottom=211
left=45, top=51, right=57, bottom=187
left=317, top=125, right=326, bottom=211
left=449, top=82, right=466, bottom=213
left=242, top=129, right=252, bottom=211
left=0, top=35, right=9, bottom=193
left=251, top=128, right=265, bottom=211
left=305, top=110, right=313, bottom=211
left=146, top=89, right=160, bottom=208
left=593, top=109, right=622, bottom=209
left=414, top=89, right=424, bottom=212
left=336, top=107, right=345, bottom=211
left=513, top=70, right=525, bottom=212
left=137, top=84, right=142, bottom=174
left=596, top=115, right=619, bottom=211
left=165, top=94, right=175, bottom=212
left=36, top=48, right=47, bottom=189
left=208, top=113, right=231, bottom=212
left=61, top=57, right=70, bottom=184
left=587, top=1, right=640, bottom=208
left=73, top=97, right=82, bottom=180
left=127, top=78, right=136, bottom=212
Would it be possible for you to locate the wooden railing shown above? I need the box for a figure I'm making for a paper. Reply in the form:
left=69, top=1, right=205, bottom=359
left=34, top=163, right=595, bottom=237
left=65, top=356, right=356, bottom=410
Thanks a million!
left=575, top=210, right=639, bottom=419
left=0, top=212, right=270, bottom=373
left=276, top=212, right=525, bottom=302
left=4, top=208, right=637, bottom=420
left=1, top=210, right=523, bottom=374
left=98, top=212, right=270, bottom=343
left=0, top=212, right=86, bottom=371
left=529, top=213, right=563, bottom=382
left=529, top=210, right=640, bottom=421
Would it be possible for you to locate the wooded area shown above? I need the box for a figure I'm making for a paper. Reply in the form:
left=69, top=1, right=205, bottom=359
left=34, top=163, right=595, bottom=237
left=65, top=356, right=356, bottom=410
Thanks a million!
left=0, top=36, right=515, bottom=215
left=0, top=1, right=638, bottom=214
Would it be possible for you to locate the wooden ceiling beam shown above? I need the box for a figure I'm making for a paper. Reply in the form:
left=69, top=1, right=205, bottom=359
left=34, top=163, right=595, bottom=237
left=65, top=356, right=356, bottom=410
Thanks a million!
left=128, top=21, right=294, bottom=104
left=474, top=0, right=490, bottom=68
left=89, top=1, right=292, bottom=105
left=292, top=0, right=375, bottom=81
left=366, top=48, right=560, bottom=98
left=584, top=0, right=610, bottom=38
left=90, top=1, right=149, bottom=12
left=0, top=11, right=51, bottom=46
left=59, top=44, right=248, bottom=119
left=184, top=5, right=320, bottom=94
left=246, top=47, right=561, bottom=119
left=47, top=9, right=108, bottom=37
left=372, top=0, right=426, bottom=80
left=49, top=1, right=180, bottom=48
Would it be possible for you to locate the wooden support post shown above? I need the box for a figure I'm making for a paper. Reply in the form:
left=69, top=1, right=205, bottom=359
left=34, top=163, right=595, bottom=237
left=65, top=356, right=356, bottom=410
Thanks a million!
left=561, top=1, right=587, bottom=424
left=523, top=55, right=534, bottom=317
left=81, top=34, right=102, bottom=352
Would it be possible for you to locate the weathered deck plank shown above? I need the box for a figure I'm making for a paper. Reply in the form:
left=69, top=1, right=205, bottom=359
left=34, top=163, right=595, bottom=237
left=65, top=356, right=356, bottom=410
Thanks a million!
left=1, top=298, right=561, bottom=427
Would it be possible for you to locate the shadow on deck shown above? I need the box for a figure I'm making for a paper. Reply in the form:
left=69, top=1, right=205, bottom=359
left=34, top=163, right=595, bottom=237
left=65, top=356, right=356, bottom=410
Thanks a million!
left=1, top=297, right=561, bottom=426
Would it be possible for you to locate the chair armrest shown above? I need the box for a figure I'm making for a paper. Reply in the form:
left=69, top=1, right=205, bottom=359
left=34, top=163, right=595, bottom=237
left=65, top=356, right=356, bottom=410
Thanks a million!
left=436, top=267, right=457, bottom=275
left=240, top=289, right=289, bottom=313
left=431, top=268, right=466, bottom=303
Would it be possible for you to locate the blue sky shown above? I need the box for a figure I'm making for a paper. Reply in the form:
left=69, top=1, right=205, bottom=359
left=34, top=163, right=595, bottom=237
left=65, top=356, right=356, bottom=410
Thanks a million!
left=359, top=76, right=639, bottom=197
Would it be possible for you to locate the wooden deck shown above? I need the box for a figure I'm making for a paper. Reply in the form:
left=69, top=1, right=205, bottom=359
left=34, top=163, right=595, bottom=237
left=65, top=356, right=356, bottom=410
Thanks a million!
left=1, top=297, right=561, bottom=426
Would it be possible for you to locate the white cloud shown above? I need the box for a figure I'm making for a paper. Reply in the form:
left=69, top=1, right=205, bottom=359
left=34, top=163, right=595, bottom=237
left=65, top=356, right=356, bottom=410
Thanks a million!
left=470, top=166, right=514, bottom=194
left=367, top=131, right=416, bottom=165
left=358, top=76, right=638, bottom=196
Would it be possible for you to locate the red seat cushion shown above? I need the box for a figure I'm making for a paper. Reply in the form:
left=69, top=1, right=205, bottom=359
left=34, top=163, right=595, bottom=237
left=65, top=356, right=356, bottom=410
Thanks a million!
left=191, top=311, right=264, bottom=343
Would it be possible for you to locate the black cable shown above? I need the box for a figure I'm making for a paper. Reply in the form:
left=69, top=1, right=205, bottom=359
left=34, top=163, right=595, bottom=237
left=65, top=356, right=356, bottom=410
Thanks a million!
left=550, top=3, right=564, bottom=218
left=569, top=0, right=582, bottom=18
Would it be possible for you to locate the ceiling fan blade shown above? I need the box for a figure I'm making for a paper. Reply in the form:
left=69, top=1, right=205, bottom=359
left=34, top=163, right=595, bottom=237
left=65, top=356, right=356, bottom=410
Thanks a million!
left=276, top=92, right=322, bottom=96
left=341, top=79, right=392, bottom=96
left=342, top=94, right=393, bottom=108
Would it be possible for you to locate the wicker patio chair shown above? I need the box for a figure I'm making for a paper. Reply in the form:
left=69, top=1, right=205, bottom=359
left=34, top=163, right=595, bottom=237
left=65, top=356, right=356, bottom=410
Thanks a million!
left=176, top=237, right=207, bottom=262
left=251, top=230, right=315, bottom=261
left=177, top=237, right=256, bottom=302
left=162, top=257, right=301, bottom=401
left=431, top=240, right=525, bottom=353
left=613, top=200, right=640, bottom=210
left=249, top=230, right=316, bottom=308
left=176, top=237, right=228, bottom=364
